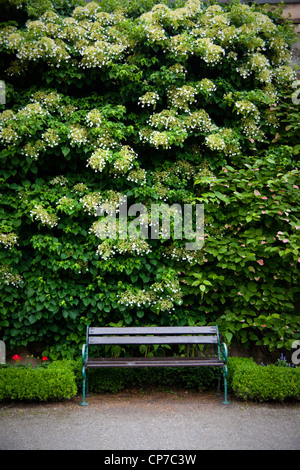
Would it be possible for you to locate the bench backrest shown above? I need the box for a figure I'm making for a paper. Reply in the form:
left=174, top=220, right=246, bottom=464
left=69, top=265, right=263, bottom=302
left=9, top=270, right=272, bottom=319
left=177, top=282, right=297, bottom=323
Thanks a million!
left=87, top=326, right=219, bottom=345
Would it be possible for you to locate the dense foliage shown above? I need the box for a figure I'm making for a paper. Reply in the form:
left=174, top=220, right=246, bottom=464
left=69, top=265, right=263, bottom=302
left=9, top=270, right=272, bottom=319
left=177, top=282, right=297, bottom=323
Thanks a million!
left=0, top=0, right=299, bottom=359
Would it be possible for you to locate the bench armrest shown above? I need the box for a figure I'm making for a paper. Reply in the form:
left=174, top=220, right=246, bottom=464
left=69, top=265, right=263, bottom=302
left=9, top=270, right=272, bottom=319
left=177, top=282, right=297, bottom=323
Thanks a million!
left=82, top=343, right=88, bottom=366
left=220, top=342, right=228, bottom=364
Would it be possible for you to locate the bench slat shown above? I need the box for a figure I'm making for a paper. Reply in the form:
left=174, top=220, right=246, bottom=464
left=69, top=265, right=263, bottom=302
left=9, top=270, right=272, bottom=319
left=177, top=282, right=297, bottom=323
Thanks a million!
left=89, top=326, right=217, bottom=335
left=88, top=335, right=218, bottom=345
left=86, top=357, right=224, bottom=368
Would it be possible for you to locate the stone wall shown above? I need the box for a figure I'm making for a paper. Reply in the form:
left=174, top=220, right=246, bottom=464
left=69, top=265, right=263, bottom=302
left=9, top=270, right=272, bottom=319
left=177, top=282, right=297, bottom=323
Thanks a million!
left=281, top=3, right=300, bottom=69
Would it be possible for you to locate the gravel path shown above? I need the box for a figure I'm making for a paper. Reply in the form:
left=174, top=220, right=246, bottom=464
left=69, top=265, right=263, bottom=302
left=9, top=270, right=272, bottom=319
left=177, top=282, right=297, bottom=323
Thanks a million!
left=1, top=390, right=299, bottom=451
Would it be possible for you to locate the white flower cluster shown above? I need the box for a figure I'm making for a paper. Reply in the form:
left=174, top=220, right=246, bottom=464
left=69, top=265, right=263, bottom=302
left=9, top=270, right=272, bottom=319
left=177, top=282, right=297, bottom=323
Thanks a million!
left=69, top=125, right=88, bottom=146
left=145, top=22, right=168, bottom=44
left=207, top=13, right=230, bottom=28
left=80, top=192, right=102, bottom=215
left=232, top=100, right=262, bottom=139
left=221, top=128, right=241, bottom=156
left=112, top=145, right=138, bottom=176
left=151, top=181, right=169, bottom=201
left=168, top=33, right=192, bottom=58
left=197, top=78, right=216, bottom=96
left=237, top=53, right=272, bottom=84
left=99, top=190, right=125, bottom=212
left=0, top=265, right=22, bottom=287
left=0, top=110, right=15, bottom=126
left=138, top=9, right=168, bottom=45
left=148, top=110, right=181, bottom=130
left=236, top=65, right=252, bottom=80
left=127, top=168, right=147, bottom=185
left=89, top=217, right=116, bottom=240
left=87, top=145, right=138, bottom=176
left=50, top=175, right=68, bottom=186
left=5, top=30, right=22, bottom=49
left=42, top=128, right=60, bottom=148
left=30, top=204, right=58, bottom=228
left=172, top=160, right=196, bottom=179
left=214, top=26, right=238, bottom=48
left=31, top=91, right=61, bottom=110
left=73, top=183, right=87, bottom=193
left=140, top=106, right=220, bottom=150
left=185, top=110, right=216, bottom=133
left=168, top=64, right=187, bottom=76
left=168, top=85, right=198, bottom=110
left=273, top=66, right=297, bottom=84
left=87, top=149, right=111, bottom=172
left=269, top=37, right=290, bottom=65
left=17, top=103, right=49, bottom=120
left=139, top=129, right=173, bottom=150
left=203, top=128, right=240, bottom=155
left=234, top=100, right=260, bottom=121
left=85, top=109, right=103, bottom=127
left=81, top=190, right=124, bottom=216
left=72, top=3, right=117, bottom=24
left=249, top=53, right=270, bottom=72
left=80, top=42, right=112, bottom=69
left=205, top=133, right=226, bottom=151
left=241, top=118, right=263, bottom=140
left=118, top=288, right=155, bottom=308
left=264, top=109, right=280, bottom=128
left=194, top=38, right=225, bottom=65
left=162, top=245, right=202, bottom=265
left=94, top=129, right=118, bottom=150
left=96, top=238, right=151, bottom=260
left=0, top=126, right=18, bottom=145
left=15, top=36, right=71, bottom=67
left=118, top=277, right=183, bottom=311
left=22, top=140, right=44, bottom=160
left=0, top=232, right=18, bottom=249
left=59, top=104, right=77, bottom=117
left=138, top=91, right=160, bottom=108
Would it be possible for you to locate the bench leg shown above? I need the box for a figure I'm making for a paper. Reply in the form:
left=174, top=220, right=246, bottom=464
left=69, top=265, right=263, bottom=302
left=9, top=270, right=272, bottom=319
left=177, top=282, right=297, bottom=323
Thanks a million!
left=217, top=369, right=222, bottom=395
left=79, top=366, right=89, bottom=406
left=222, top=366, right=230, bottom=405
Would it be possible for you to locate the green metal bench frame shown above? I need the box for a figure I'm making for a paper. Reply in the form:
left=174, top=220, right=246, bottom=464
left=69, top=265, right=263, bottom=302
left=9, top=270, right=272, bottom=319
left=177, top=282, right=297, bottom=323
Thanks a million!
left=79, top=325, right=230, bottom=405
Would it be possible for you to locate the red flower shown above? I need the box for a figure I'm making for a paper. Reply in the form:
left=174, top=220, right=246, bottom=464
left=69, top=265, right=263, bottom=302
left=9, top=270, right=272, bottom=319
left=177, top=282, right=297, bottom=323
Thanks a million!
left=12, top=354, right=22, bottom=361
left=42, top=356, right=48, bottom=361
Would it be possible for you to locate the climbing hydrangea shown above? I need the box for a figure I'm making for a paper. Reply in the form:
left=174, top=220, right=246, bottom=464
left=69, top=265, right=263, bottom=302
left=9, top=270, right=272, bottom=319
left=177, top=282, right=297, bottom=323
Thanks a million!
left=0, top=0, right=299, bottom=358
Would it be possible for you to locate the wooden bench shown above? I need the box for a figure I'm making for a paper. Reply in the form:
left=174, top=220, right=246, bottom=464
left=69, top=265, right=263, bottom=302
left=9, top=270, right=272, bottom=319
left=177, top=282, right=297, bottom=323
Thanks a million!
left=79, top=325, right=230, bottom=405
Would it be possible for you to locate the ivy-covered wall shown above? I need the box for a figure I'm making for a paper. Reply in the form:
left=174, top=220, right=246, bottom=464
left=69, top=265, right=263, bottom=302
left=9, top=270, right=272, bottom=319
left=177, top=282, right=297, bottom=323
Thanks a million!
left=0, top=0, right=299, bottom=359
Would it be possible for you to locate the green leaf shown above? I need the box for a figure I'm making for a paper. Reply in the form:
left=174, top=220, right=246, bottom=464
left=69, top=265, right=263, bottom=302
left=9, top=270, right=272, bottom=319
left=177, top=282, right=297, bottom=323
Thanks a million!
left=62, top=147, right=70, bottom=157
left=224, top=332, right=233, bottom=342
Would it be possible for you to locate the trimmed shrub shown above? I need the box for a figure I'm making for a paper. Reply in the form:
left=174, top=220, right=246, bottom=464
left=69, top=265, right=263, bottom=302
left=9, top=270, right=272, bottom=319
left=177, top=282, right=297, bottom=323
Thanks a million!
left=83, top=366, right=220, bottom=394
left=231, top=363, right=300, bottom=402
left=227, top=356, right=256, bottom=388
left=0, top=361, right=77, bottom=401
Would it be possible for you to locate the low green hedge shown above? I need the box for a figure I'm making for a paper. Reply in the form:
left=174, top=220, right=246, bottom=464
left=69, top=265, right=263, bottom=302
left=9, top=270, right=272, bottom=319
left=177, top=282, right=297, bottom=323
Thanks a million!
left=0, top=360, right=77, bottom=402
left=228, top=358, right=300, bottom=402
left=75, top=356, right=300, bottom=402
left=227, top=357, right=257, bottom=389
left=83, top=365, right=220, bottom=394
left=1, top=356, right=299, bottom=403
